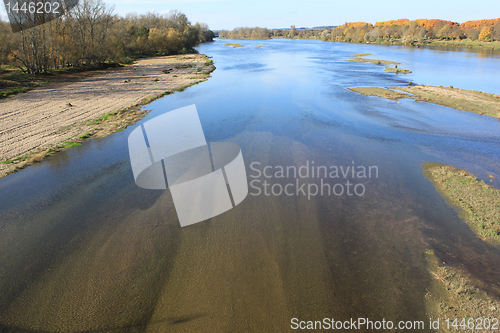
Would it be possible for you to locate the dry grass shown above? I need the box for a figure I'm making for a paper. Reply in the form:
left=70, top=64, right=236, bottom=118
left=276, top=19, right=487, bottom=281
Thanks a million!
left=425, top=251, right=500, bottom=333
left=395, top=85, right=500, bottom=117
left=348, top=87, right=413, bottom=100
left=384, top=66, right=412, bottom=74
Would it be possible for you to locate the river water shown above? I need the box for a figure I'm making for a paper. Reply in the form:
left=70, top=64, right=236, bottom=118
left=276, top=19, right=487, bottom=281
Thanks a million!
left=0, top=39, right=500, bottom=332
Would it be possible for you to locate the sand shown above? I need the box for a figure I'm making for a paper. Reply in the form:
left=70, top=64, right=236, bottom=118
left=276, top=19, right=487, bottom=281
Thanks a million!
left=349, top=85, right=500, bottom=118
left=0, top=54, right=214, bottom=178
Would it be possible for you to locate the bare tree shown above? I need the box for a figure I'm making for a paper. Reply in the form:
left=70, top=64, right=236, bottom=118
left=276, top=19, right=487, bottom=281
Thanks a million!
left=66, top=0, right=115, bottom=65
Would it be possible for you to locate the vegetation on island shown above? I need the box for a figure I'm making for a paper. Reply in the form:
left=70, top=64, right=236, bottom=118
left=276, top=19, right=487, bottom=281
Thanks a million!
left=349, top=86, right=500, bottom=118
left=218, top=18, right=500, bottom=50
left=349, top=87, right=410, bottom=100
left=423, top=162, right=500, bottom=244
left=384, top=66, right=411, bottom=74
left=348, top=57, right=400, bottom=65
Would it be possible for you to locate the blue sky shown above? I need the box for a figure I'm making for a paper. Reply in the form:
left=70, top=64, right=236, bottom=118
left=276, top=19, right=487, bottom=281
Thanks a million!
left=108, top=0, right=500, bottom=30
left=2, top=0, right=500, bottom=31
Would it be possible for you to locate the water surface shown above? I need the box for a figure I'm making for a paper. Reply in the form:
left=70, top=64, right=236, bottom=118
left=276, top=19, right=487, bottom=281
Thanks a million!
left=1, top=38, right=500, bottom=332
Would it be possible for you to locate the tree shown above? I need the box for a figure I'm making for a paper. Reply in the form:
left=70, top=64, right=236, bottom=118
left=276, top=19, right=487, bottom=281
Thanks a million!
left=68, top=0, right=115, bottom=65
left=478, top=26, right=493, bottom=41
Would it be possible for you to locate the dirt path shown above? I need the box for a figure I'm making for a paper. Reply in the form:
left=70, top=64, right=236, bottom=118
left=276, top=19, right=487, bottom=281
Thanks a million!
left=0, top=54, right=214, bottom=178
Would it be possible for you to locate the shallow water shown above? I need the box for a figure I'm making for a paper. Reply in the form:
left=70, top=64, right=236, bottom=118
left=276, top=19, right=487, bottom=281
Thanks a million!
left=0, top=39, right=500, bottom=332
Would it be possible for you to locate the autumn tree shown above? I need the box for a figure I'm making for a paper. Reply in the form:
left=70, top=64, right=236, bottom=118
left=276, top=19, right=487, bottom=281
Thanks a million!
left=3, top=1, right=213, bottom=72
left=478, top=26, right=493, bottom=41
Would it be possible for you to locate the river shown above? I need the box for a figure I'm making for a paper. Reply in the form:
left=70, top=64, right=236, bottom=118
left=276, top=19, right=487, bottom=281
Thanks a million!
left=0, top=38, right=499, bottom=332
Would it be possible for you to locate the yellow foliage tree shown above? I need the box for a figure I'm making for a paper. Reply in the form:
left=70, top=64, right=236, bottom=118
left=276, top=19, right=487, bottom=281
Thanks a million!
left=478, top=26, right=493, bottom=41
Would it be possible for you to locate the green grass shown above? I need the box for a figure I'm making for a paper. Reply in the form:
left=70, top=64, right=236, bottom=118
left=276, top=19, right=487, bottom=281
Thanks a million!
left=224, top=43, right=245, bottom=47
left=61, top=141, right=82, bottom=148
left=352, top=53, right=371, bottom=57
left=0, top=65, right=19, bottom=74
left=79, top=133, right=92, bottom=139
left=86, top=112, right=117, bottom=126
left=0, top=72, right=50, bottom=99
left=1, top=154, right=29, bottom=164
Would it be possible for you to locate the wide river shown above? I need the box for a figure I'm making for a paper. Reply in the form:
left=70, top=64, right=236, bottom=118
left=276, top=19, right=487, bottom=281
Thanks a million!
left=1, top=39, right=500, bottom=332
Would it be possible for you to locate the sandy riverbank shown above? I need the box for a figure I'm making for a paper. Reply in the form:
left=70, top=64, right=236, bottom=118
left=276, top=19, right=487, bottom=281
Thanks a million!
left=0, top=54, right=215, bottom=179
left=349, top=85, right=500, bottom=118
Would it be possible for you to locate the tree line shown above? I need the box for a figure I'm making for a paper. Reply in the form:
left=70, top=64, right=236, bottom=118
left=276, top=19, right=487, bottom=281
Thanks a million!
left=219, top=18, right=500, bottom=45
left=0, top=0, right=214, bottom=74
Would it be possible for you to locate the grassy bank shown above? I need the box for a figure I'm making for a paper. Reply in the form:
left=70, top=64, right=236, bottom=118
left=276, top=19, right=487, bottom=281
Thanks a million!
left=424, top=250, right=500, bottom=333
left=349, top=86, right=500, bottom=118
left=422, top=39, right=500, bottom=51
left=423, top=162, right=500, bottom=244
left=219, top=35, right=500, bottom=51
left=358, top=39, right=500, bottom=51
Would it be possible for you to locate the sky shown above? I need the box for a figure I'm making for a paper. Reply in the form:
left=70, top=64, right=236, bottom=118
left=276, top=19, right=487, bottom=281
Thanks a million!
left=2, top=0, right=500, bottom=31
left=110, top=0, right=500, bottom=30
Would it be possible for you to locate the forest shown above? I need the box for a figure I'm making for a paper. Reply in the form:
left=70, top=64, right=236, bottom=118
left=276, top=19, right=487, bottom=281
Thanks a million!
left=0, top=0, right=214, bottom=74
left=219, top=18, right=500, bottom=45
